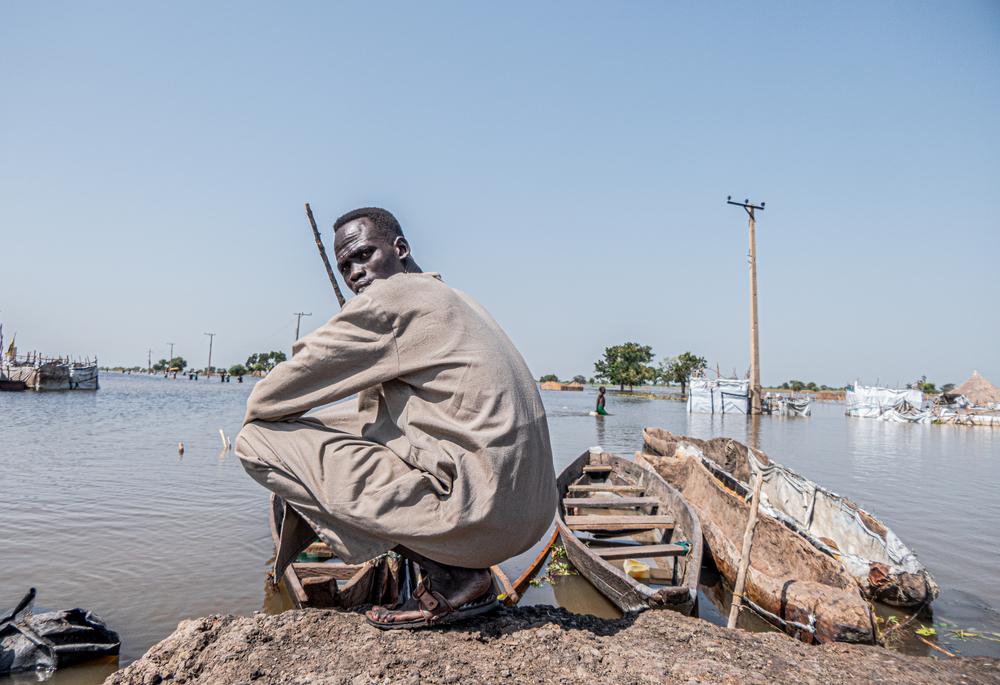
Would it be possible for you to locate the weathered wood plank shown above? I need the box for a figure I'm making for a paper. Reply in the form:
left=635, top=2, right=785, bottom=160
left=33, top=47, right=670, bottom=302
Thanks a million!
left=566, top=515, right=674, bottom=531
left=582, top=465, right=613, bottom=473
left=592, top=544, right=687, bottom=560
left=567, top=484, right=644, bottom=493
left=563, top=496, right=660, bottom=508
left=292, top=562, right=364, bottom=581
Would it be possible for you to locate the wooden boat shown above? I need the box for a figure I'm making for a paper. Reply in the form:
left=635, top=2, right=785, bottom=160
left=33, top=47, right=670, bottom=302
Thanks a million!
left=0, top=379, right=27, bottom=392
left=269, top=494, right=515, bottom=610
left=643, top=427, right=938, bottom=607
left=555, top=449, right=702, bottom=614
left=639, top=428, right=877, bottom=644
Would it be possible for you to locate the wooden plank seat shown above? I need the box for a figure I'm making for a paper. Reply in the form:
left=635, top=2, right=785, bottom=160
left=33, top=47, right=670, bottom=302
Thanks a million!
left=583, top=464, right=613, bottom=473
left=567, top=484, right=645, bottom=494
left=292, top=562, right=365, bottom=581
left=563, top=496, right=660, bottom=509
left=592, top=544, right=687, bottom=560
left=565, top=514, right=674, bottom=531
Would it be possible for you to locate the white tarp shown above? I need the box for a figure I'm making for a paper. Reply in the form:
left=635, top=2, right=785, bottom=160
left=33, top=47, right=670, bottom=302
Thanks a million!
left=687, top=377, right=749, bottom=414
left=845, top=382, right=923, bottom=419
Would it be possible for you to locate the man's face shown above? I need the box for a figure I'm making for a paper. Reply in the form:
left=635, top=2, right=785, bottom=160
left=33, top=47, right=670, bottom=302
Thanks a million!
left=334, top=218, right=408, bottom=295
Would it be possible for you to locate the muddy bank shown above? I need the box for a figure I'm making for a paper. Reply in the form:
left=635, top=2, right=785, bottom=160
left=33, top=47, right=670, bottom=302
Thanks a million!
left=105, top=606, right=1000, bottom=684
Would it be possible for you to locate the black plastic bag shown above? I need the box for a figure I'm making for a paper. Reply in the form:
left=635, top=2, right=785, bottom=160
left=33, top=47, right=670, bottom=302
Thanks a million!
left=0, top=589, right=120, bottom=675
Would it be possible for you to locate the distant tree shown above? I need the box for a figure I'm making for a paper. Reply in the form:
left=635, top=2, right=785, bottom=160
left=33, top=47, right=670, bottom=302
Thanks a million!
left=571, top=375, right=587, bottom=385
left=247, top=351, right=287, bottom=374
left=539, top=373, right=560, bottom=383
left=152, top=358, right=169, bottom=372
left=805, top=382, right=818, bottom=391
left=920, top=381, right=937, bottom=394
left=780, top=382, right=790, bottom=390
left=659, top=352, right=707, bottom=397
left=789, top=380, right=805, bottom=392
left=940, top=383, right=956, bottom=394
left=594, top=342, right=655, bottom=392
left=588, top=377, right=595, bottom=384
left=168, top=356, right=187, bottom=370
left=229, top=363, right=247, bottom=377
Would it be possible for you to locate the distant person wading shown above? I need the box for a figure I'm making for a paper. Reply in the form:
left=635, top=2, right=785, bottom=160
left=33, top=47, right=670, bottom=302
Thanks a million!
left=235, top=207, right=557, bottom=629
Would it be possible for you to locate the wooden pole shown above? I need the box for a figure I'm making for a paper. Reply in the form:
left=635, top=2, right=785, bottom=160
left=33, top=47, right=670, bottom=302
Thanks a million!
left=305, top=203, right=346, bottom=308
left=727, top=469, right=763, bottom=628
left=726, top=197, right=765, bottom=415
left=748, top=207, right=761, bottom=415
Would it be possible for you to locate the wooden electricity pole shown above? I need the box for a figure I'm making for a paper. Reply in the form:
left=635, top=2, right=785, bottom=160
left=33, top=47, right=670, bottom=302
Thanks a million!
left=204, top=332, right=215, bottom=377
left=727, top=196, right=765, bottom=415
left=147, top=348, right=152, bottom=374
left=293, top=312, right=312, bottom=344
left=167, top=342, right=175, bottom=361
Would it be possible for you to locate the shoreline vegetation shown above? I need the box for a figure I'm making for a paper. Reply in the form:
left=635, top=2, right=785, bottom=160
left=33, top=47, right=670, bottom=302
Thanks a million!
left=105, top=607, right=1000, bottom=685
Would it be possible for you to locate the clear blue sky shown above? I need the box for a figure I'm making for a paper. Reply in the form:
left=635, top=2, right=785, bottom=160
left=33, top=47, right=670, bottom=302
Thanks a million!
left=2, top=2, right=997, bottom=388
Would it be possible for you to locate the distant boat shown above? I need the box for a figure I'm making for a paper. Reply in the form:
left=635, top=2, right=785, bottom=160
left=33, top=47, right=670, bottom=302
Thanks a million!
left=69, top=363, right=99, bottom=390
left=1, top=357, right=98, bottom=391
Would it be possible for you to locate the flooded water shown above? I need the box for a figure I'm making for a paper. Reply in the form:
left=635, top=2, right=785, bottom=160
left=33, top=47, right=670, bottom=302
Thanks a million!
left=2, top=376, right=999, bottom=682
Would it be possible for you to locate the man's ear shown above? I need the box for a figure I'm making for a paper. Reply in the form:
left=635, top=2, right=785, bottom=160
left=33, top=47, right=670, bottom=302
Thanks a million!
left=394, top=237, right=411, bottom=261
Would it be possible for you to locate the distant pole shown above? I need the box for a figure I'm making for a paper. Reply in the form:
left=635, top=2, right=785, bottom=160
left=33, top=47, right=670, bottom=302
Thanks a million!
left=204, top=332, right=215, bottom=377
left=293, top=312, right=312, bottom=346
left=147, top=348, right=152, bottom=374
left=727, top=196, right=765, bottom=415
left=305, top=203, right=347, bottom=308
left=167, top=342, right=175, bottom=361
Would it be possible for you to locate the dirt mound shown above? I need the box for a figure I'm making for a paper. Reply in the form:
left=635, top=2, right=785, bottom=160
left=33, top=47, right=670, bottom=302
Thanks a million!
left=104, top=606, right=1000, bottom=684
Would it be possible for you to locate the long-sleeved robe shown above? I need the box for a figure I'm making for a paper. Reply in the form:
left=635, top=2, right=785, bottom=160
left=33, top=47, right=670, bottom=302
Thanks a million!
left=236, top=272, right=556, bottom=576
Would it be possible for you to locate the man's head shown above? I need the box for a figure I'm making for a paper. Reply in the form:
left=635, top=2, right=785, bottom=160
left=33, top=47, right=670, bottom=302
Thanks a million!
left=598, top=386, right=606, bottom=394
left=333, top=207, right=413, bottom=295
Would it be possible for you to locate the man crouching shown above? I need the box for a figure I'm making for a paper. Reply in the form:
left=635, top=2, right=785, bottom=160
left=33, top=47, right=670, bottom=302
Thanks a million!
left=236, top=207, right=556, bottom=629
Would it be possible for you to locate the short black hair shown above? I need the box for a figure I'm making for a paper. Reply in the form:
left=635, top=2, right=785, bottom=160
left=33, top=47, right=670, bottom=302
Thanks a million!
left=333, top=207, right=403, bottom=240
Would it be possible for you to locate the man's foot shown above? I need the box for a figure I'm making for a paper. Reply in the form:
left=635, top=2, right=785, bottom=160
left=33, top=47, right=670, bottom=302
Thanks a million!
left=365, top=565, right=495, bottom=629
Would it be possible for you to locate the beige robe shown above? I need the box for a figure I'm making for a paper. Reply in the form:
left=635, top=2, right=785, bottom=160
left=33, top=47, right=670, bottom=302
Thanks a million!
left=236, top=272, right=556, bottom=576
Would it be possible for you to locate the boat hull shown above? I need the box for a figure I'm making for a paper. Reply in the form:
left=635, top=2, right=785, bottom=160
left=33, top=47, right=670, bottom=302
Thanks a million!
left=556, top=451, right=701, bottom=616
left=643, top=428, right=937, bottom=608
left=640, top=429, right=876, bottom=644
left=69, top=365, right=99, bottom=390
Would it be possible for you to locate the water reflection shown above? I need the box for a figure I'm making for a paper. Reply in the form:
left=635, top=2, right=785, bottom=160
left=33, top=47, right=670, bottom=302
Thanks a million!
left=3, top=376, right=999, bottom=685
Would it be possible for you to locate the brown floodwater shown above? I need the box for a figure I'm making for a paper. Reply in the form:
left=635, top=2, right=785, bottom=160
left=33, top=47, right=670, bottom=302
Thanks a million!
left=2, top=376, right=998, bottom=683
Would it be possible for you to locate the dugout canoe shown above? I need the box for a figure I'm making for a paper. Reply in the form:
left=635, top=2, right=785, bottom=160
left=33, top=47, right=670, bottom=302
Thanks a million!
left=555, top=449, right=702, bottom=615
left=639, top=428, right=878, bottom=644
left=269, top=494, right=514, bottom=609
left=642, top=428, right=938, bottom=608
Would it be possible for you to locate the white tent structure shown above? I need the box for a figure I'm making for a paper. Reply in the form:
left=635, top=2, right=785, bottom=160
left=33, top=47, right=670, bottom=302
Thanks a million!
left=845, top=382, right=925, bottom=421
left=687, top=377, right=749, bottom=414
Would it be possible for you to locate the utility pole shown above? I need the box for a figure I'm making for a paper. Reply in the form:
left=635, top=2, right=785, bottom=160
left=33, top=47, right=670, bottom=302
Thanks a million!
left=204, top=332, right=215, bottom=377
left=147, top=348, right=152, bottom=374
left=727, top=196, right=765, bottom=415
left=293, top=312, right=312, bottom=345
left=167, top=342, right=175, bottom=361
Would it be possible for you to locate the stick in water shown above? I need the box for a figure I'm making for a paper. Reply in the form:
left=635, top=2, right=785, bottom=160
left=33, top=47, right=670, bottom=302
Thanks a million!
left=305, top=203, right=346, bottom=308
left=728, top=470, right=764, bottom=629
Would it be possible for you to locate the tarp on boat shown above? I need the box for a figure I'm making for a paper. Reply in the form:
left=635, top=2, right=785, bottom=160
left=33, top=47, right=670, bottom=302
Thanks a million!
left=845, top=383, right=923, bottom=419
left=687, top=378, right=749, bottom=414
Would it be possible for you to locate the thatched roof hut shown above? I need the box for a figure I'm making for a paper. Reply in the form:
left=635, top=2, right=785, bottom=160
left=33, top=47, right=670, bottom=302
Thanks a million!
left=948, top=371, right=1000, bottom=406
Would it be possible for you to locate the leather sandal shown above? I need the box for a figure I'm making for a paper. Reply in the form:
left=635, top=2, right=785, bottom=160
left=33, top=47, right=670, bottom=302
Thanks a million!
left=365, top=577, right=498, bottom=631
